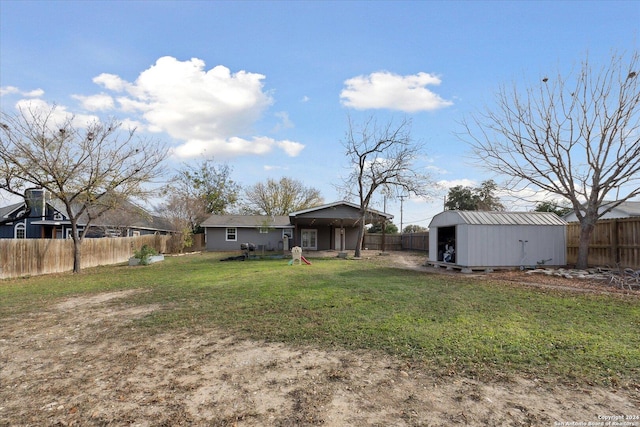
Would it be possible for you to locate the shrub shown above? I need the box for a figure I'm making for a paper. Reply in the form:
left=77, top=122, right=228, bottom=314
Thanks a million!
left=133, top=245, right=158, bottom=265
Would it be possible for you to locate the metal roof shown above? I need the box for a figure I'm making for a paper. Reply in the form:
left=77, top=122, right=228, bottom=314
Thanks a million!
left=429, top=210, right=567, bottom=228
left=619, top=201, right=640, bottom=216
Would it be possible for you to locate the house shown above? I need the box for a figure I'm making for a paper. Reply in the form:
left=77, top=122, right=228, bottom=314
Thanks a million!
left=0, top=189, right=174, bottom=239
left=201, top=201, right=393, bottom=252
left=428, top=210, right=567, bottom=270
left=563, top=201, right=640, bottom=222
left=200, top=214, right=292, bottom=252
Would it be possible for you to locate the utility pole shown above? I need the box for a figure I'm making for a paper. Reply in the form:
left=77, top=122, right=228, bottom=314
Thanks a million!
left=381, top=195, right=386, bottom=252
left=399, top=195, right=405, bottom=233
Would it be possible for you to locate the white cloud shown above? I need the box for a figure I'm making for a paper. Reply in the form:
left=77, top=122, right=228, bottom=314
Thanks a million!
left=340, top=71, right=453, bottom=112
left=171, top=135, right=303, bottom=159
left=500, top=185, right=579, bottom=211
left=277, top=139, right=305, bottom=157
left=0, top=86, right=20, bottom=96
left=437, top=178, right=477, bottom=189
left=24, top=88, right=45, bottom=97
left=93, top=73, right=130, bottom=92
left=264, top=165, right=288, bottom=171
left=72, top=93, right=115, bottom=111
left=120, top=118, right=145, bottom=132
left=14, top=99, right=99, bottom=129
left=116, top=96, right=150, bottom=114
left=272, top=111, right=294, bottom=132
left=90, top=56, right=304, bottom=158
left=0, top=86, right=44, bottom=97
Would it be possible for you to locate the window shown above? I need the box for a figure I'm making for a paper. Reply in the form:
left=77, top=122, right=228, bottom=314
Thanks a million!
left=14, top=222, right=26, bottom=239
left=226, top=227, right=237, bottom=241
left=259, top=227, right=269, bottom=234
left=282, top=229, right=293, bottom=239
left=66, top=228, right=82, bottom=239
left=53, top=212, right=64, bottom=221
left=132, top=231, right=141, bottom=237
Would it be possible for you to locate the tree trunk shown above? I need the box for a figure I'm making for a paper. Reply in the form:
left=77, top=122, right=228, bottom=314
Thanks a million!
left=72, top=238, right=82, bottom=273
left=354, top=215, right=366, bottom=258
left=575, top=219, right=595, bottom=270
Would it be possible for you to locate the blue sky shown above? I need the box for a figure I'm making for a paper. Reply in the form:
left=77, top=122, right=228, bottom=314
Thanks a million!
left=1, top=0, right=639, bottom=228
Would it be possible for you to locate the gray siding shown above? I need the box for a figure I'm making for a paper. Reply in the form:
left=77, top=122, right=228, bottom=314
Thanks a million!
left=295, top=205, right=362, bottom=221
left=457, top=224, right=566, bottom=267
left=205, top=228, right=288, bottom=252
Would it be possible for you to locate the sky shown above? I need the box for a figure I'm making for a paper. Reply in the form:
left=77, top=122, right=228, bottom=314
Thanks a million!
left=1, top=0, right=639, bottom=229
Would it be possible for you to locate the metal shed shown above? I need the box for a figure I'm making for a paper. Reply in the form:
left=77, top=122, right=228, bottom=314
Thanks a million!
left=428, top=211, right=567, bottom=269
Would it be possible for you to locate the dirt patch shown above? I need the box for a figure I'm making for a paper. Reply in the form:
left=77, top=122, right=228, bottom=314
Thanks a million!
left=368, top=250, right=640, bottom=296
left=1, top=258, right=639, bottom=426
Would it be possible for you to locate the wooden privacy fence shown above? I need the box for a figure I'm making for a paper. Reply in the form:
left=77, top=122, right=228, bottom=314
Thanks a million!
left=401, top=232, right=429, bottom=252
left=368, top=222, right=640, bottom=269
left=364, top=234, right=402, bottom=251
left=0, top=235, right=170, bottom=280
left=566, top=218, right=640, bottom=268
left=364, top=232, right=429, bottom=252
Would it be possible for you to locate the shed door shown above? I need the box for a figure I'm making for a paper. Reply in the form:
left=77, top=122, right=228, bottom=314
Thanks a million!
left=437, top=226, right=456, bottom=262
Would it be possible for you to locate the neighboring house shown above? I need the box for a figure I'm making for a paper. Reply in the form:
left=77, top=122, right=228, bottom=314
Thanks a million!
left=562, top=201, right=640, bottom=222
left=0, top=189, right=174, bottom=239
left=202, top=201, right=393, bottom=252
left=428, top=210, right=567, bottom=269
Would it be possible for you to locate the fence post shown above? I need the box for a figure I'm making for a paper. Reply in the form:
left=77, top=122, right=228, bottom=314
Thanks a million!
left=612, top=219, right=619, bottom=265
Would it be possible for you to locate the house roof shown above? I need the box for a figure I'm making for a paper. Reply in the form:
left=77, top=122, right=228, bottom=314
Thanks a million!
left=289, top=200, right=393, bottom=219
left=0, top=202, right=25, bottom=219
left=123, top=213, right=174, bottom=232
left=46, top=198, right=174, bottom=232
left=429, top=210, right=567, bottom=228
left=595, top=200, right=640, bottom=216
left=563, top=201, right=640, bottom=221
left=1, top=197, right=174, bottom=232
left=289, top=201, right=393, bottom=228
left=619, top=201, right=640, bottom=216
left=201, top=215, right=291, bottom=228
left=201, top=201, right=394, bottom=229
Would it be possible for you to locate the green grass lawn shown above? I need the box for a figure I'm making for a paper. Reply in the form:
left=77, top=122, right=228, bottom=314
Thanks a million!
left=1, top=252, right=638, bottom=387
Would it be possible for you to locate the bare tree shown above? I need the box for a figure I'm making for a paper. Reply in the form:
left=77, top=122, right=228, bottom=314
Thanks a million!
left=0, top=105, right=168, bottom=272
left=243, top=177, right=323, bottom=216
left=159, top=192, right=196, bottom=251
left=462, top=51, right=640, bottom=269
left=338, top=116, right=431, bottom=258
